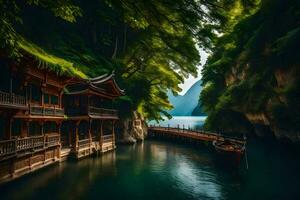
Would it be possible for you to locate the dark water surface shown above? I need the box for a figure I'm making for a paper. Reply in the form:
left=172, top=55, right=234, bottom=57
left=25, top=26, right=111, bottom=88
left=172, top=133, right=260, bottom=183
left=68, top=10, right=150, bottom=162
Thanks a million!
left=1, top=139, right=300, bottom=200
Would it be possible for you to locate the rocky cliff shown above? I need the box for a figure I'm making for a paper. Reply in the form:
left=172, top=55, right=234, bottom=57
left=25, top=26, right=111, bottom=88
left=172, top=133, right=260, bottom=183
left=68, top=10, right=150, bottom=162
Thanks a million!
left=201, top=0, right=300, bottom=143
left=116, top=111, right=148, bottom=144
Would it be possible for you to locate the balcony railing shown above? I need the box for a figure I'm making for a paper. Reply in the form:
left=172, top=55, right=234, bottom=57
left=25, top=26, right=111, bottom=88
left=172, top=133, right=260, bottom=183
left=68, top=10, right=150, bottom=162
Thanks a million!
left=78, top=138, right=90, bottom=149
left=0, top=91, right=27, bottom=108
left=88, top=106, right=118, bottom=118
left=0, top=134, right=60, bottom=158
left=30, top=105, right=64, bottom=117
left=101, top=135, right=113, bottom=143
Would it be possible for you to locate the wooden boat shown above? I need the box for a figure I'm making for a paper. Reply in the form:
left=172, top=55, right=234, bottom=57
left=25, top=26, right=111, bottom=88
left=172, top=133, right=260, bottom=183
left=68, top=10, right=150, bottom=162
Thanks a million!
left=212, top=138, right=246, bottom=165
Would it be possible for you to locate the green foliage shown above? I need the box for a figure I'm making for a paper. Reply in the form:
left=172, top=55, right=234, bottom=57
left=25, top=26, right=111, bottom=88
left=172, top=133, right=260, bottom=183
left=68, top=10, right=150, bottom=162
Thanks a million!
left=17, top=37, right=87, bottom=78
left=0, top=0, right=82, bottom=56
left=204, top=109, right=253, bottom=135
left=201, top=0, right=300, bottom=133
left=1, top=0, right=260, bottom=120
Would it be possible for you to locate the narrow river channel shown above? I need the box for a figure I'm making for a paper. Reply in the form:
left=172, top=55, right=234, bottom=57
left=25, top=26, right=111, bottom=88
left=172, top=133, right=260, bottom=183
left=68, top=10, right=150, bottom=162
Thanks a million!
left=1, top=138, right=300, bottom=200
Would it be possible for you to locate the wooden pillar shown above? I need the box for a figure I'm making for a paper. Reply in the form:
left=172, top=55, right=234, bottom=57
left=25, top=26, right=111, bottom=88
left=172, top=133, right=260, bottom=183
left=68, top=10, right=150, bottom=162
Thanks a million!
left=29, top=84, right=32, bottom=103
left=89, top=119, right=92, bottom=148
left=112, top=120, right=116, bottom=147
left=58, top=122, right=62, bottom=138
left=75, top=121, right=80, bottom=151
left=24, top=81, right=28, bottom=105
left=99, top=120, right=103, bottom=150
left=41, top=89, right=44, bottom=107
left=68, top=123, right=72, bottom=148
left=59, top=90, right=63, bottom=108
left=57, top=121, right=62, bottom=159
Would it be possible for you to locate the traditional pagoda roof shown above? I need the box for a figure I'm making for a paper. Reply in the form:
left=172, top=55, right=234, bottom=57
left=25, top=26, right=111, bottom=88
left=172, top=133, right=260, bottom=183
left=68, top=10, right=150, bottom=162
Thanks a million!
left=65, top=72, right=125, bottom=99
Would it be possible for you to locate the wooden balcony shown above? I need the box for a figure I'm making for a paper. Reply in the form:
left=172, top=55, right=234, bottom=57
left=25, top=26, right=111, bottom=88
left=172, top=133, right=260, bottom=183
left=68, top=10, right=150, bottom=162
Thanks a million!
left=0, top=134, right=60, bottom=160
left=0, top=91, right=27, bottom=109
left=88, top=106, right=118, bottom=118
left=78, top=138, right=91, bottom=150
left=101, top=135, right=113, bottom=143
left=72, top=134, right=115, bottom=158
left=30, top=105, right=64, bottom=117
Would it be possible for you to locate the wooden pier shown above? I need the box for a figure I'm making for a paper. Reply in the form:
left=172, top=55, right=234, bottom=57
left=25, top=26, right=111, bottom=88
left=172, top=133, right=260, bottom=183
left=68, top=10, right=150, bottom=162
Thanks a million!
left=148, top=125, right=243, bottom=145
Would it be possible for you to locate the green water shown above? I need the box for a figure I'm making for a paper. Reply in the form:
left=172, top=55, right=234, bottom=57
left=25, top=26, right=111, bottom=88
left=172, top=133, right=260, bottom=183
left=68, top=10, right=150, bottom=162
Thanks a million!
left=1, top=139, right=300, bottom=200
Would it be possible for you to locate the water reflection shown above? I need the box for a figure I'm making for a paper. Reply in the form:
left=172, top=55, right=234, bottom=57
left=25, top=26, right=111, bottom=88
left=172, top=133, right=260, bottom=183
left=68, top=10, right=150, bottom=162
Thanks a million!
left=1, top=140, right=300, bottom=200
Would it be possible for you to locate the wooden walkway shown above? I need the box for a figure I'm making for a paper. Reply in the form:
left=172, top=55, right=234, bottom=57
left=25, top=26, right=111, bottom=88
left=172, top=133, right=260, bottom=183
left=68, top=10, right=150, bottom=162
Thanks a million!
left=148, top=125, right=244, bottom=144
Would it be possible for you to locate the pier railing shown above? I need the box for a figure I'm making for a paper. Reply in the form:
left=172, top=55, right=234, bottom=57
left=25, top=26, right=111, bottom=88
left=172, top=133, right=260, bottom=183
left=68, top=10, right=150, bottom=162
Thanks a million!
left=0, top=91, right=27, bottom=108
left=149, top=125, right=245, bottom=143
left=88, top=106, right=118, bottom=118
left=30, top=105, right=64, bottom=117
left=0, top=134, right=60, bottom=158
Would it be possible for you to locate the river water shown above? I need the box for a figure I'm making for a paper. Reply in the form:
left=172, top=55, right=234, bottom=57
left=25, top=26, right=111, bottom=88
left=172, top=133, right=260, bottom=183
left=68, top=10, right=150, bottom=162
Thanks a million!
left=1, top=117, right=300, bottom=200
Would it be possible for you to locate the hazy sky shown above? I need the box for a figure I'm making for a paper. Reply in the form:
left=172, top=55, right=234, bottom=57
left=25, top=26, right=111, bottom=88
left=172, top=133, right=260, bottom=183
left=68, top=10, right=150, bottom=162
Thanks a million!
left=178, top=49, right=209, bottom=95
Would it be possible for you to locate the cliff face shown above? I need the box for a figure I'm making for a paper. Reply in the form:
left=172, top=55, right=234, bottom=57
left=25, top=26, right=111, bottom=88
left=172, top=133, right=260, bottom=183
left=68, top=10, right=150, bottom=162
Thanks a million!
left=229, top=67, right=300, bottom=142
left=201, top=0, right=300, bottom=143
left=116, top=111, right=148, bottom=144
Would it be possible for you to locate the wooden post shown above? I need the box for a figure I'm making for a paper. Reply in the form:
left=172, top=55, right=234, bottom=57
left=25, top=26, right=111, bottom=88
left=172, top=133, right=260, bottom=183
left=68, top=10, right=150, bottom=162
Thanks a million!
left=112, top=120, right=115, bottom=148
left=29, top=84, right=32, bottom=105
left=41, top=89, right=44, bottom=107
left=24, top=81, right=28, bottom=105
left=58, top=122, right=62, bottom=158
left=87, top=95, right=90, bottom=115
left=68, top=123, right=72, bottom=148
left=59, top=90, right=63, bottom=108
left=183, top=125, right=184, bottom=132
left=99, top=120, right=103, bottom=151
left=40, top=121, right=45, bottom=148
left=89, top=119, right=92, bottom=149
left=75, top=121, right=80, bottom=152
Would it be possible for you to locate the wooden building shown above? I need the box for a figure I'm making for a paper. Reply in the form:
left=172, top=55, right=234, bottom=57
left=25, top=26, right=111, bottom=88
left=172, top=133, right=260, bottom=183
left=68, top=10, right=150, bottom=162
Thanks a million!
left=0, top=56, right=67, bottom=182
left=62, top=73, right=124, bottom=159
left=0, top=51, right=124, bottom=182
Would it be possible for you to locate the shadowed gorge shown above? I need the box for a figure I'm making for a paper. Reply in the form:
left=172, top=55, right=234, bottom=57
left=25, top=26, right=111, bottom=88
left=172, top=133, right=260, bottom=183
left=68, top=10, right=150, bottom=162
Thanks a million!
left=0, top=0, right=300, bottom=199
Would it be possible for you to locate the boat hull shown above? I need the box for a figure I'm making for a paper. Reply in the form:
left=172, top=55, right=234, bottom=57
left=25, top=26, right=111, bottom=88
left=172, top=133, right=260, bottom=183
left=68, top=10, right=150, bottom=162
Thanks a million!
left=213, top=140, right=245, bottom=166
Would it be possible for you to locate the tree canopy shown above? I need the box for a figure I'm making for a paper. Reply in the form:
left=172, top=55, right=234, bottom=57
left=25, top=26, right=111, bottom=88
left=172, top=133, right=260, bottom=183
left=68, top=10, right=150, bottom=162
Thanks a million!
left=1, top=0, right=258, bottom=120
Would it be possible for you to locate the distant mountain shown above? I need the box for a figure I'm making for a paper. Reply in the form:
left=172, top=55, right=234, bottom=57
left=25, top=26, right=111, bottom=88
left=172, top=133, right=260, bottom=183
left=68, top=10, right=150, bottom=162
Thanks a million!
left=168, top=80, right=205, bottom=116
